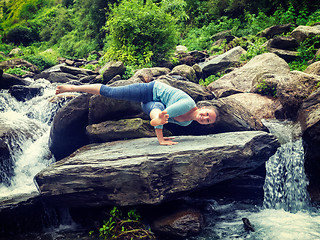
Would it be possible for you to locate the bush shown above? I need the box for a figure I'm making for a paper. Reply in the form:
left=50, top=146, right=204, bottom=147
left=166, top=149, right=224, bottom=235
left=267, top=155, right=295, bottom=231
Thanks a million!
left=59, top=33, right=100, bottom=59
left=104, top=0, right=179, bottom=66
left=5, top=26, right=39, bottom=45
left=5, top=67, right=30, bottom=76
left=91, top=207, right=156, bottom=240
left=23, top=54, right=55, bottom=71
left=180, top=16, right=241, bottom=51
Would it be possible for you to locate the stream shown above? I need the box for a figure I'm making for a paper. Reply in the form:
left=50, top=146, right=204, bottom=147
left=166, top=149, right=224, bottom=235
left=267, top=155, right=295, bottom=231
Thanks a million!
left=0, top=81, right=320, bottom=239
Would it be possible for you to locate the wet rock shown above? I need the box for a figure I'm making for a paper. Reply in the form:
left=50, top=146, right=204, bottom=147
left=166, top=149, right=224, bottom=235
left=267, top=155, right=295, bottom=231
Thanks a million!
left=0, top=73, right=31, bottom=89
left=151, top=209, right=204, bottom=237
left=49, top=94, right=91, bottom=161
left=0, top=115, right=43, bottom=185
left=299, top=88, right=320, bottom=202
left=9, top=85, right=44, bottom=101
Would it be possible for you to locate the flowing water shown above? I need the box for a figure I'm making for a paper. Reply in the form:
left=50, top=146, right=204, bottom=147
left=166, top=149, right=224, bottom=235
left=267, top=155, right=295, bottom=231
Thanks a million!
left=0, top=80, right=58, bottom=199
left=1, top=80, right=320, bottom=239
left=187, top=120, right=320, bottom=240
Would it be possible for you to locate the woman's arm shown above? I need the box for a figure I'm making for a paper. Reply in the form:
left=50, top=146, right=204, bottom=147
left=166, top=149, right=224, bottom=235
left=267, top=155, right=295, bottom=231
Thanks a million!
left=155, top=129, right=178, bottom=145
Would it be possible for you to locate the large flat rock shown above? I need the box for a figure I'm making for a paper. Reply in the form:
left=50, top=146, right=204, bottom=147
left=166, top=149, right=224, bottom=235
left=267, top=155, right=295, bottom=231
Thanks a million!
left=35, top=131, right=279, bottom=207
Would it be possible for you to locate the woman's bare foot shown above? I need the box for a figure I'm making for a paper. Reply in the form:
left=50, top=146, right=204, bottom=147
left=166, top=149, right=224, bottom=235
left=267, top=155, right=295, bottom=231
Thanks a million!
left=55, top=85, right=75, bottom=95
left=150, top=110, right=169, bottom=126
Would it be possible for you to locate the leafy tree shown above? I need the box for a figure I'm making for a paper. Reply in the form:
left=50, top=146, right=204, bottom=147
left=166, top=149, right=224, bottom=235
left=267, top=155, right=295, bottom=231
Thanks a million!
left=104, top=0, right=179, bottom=66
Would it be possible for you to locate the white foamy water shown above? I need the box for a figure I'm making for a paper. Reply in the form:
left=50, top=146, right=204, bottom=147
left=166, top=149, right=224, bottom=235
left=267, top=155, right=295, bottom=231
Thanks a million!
left=0, top=82, right=59, bottom=199
left=247, top=208, right=320, bottom=240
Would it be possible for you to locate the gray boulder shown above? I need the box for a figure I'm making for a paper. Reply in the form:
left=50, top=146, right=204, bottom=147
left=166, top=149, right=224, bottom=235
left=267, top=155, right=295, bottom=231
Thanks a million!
left=169, top=64, right=197, bottom=83
left=208, top=53, right=290, bottom=98
left=277, top=71, right=320, bottom=119
left=86, top=118, right=156, bottom=143
left=99, top=61, right=125, bottom=84
left=130, top=67, right=170, bottom=82
left=304, top=61, right=320, bottom=76
left=291, top=25, right=320, bottom=43
left=0, top=58, right=40, bottom=73
left=266, top=36, right=299, bottom=50
left=157, top=75, right=214, bottom=101
left=0, top=73, right=31, bottom=90
left=199, top=46, right=246, bottom=77
left=260, top=23, right=293, bottom=39
left=35, top=131, right=279, bottom=207
left=47, top=72, right=79, bottom=83
left=60, top=65, right=96, bottom=76
left=223, top=93, right=282, bottom=120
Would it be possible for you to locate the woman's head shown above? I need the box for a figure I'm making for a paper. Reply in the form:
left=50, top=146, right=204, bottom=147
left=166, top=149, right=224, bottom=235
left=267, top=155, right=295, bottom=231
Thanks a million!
left=195, top=106, right=219, bottom=125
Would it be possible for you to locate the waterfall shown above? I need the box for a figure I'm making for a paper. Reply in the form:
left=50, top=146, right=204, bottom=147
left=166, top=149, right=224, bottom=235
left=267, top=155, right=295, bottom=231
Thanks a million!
left=262, top=119, right=311, bottom=213
left=263, top=139, right=311, bottom=212
left=0, top=80, right=60, bottom=199
left=186, top=120, right=320, bottom=240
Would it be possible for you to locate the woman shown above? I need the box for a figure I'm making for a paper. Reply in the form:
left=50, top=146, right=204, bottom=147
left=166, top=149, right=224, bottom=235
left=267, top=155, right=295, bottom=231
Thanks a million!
left=56, top=81, right=218, bottom=145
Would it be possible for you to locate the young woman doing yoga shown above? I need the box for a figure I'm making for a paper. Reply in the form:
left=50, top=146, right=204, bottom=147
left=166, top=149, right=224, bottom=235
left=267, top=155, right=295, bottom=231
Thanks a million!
left=55, top=81, right=218, bottom=145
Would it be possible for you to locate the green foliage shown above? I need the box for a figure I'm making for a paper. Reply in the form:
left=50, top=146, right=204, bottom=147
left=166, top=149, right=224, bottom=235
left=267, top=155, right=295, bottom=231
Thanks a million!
left=105, top=0, right=179, bottom=67
left=5, top=67, right=30, bottom=76
left=305, top=9, right=320, bottom=26
left=23, top=54, right=56, bottom=71
left=199, top=72, right=224, bottom=86
left=256, top=79, right=277, bottom=97
left=289, top=35, right=320, bottom=71
left=81, top=64, right=97, bottom=71
left=122, top=66, right=135, bottom=80
left=94, top=207, right=155, bottom=240
left=6, top=26, right=39, bottom=45
left=180, top=16, right=241, bottom=51
left=58, top=32, right=100, bottom=59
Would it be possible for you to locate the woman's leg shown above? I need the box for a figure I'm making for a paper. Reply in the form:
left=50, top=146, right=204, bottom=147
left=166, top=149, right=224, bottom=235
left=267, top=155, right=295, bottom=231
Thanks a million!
left=100, top=82, right=155, bottom=103
left=56, top=84, right=102, bottom=95
left=56, top=82, right=155, bottom=103
left=142, top=101, right=168, bottom=126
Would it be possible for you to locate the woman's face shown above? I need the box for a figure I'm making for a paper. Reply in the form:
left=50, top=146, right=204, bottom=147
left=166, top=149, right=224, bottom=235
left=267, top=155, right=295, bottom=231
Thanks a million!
left=196, top=107, right=217, bottom=125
